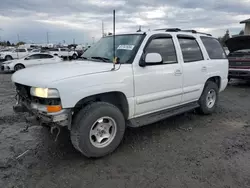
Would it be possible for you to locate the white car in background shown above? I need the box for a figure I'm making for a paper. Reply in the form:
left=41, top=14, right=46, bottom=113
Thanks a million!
left=1, top=53, right=63, bottom=72
left=0, top=48, right=30, bottom=60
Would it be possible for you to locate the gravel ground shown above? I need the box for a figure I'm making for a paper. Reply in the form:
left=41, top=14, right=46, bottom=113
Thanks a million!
left=0, top=73, right=250, bottom=188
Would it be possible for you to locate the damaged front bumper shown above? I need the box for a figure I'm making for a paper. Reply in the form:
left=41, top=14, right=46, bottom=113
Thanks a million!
left=13, top=95, right=72, bottom=130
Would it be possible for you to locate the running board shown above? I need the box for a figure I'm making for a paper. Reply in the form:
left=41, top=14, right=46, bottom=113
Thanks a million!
left=128, top=102, right=199, bottom=127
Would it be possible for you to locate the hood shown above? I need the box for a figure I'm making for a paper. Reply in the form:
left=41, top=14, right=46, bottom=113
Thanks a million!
left=11, top=61, right=114, bottom=88
left=225, top=35, right=250, bottom=52
left=0, top=51, right=13, bottom=55
left=2, top=59, right=17, bottom=65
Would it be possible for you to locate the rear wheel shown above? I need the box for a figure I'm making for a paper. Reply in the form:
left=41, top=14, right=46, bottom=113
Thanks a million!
left=197, top=81, right=219, bottom=115
left=14, top=64, right=25, bottom=72
left=70, top=102, right=126, bottom=158
left=72, top=54, right=77, bottom=59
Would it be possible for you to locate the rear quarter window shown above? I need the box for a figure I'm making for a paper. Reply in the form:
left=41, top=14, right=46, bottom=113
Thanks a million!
left=201, top=36, right=227, bottom=59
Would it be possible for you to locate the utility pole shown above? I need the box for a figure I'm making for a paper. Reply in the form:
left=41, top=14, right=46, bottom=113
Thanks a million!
left=102, top=21, right=104, bottom=37
left=17, top=34, right=20, bottom=42
left=46, top=32, right=49, bottom=44
left=73, top=38, right=75, bottom=45
left=92, top=37, right=95, bottom=44
left=0, top=28, right=2, bottom=43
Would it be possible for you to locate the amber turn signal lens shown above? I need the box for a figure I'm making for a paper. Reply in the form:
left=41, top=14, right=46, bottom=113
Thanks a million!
left=46, top=105, right=62, bottom=113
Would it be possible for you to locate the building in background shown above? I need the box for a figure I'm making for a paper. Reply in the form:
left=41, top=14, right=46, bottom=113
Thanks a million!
left=240, top=18, right=250, bottom=35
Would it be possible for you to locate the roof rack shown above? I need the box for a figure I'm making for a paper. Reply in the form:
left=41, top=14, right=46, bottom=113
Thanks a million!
left=154, top=28, right=181, bottom=32
left=181, top=30, right=212, bottom=36
left=153, top=28, right=212, bottom=36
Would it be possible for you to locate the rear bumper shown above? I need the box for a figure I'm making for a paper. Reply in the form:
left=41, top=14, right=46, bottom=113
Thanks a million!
left=229, top=68, right=250, bottom=79
left=13, top=96, right=72, bottom=128
left=220, top=79, right=228, bottom=92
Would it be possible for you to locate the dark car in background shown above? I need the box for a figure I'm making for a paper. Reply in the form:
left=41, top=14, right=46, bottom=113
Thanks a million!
left=226, top=35, right=250, bottom=80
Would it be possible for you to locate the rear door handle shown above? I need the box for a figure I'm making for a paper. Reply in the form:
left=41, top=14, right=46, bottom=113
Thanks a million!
left=201, top=66, right=207, bottom=72
left=175, top=69, right=182, bottom=76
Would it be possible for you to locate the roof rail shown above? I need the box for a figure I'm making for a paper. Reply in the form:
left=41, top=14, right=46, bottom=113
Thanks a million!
left=153, top=28, right=212, bottom=36
left=181, top=30, right=212, bottom=36
left=154, top=28, right=181, bottom=32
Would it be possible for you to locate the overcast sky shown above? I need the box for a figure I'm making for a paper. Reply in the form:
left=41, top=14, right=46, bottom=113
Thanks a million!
left=0, top=0, right=250, bottom=44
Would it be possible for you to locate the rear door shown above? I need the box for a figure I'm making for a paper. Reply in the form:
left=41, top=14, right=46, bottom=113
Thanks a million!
left=39, top=54, right=56, bottom=64
left=177, top=35, right=207, bottom=103
left=18, top=49, right=28, bottom=58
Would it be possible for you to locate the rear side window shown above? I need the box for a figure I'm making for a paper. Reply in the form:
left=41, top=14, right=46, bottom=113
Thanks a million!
left=201, top=36, right=227, bottom=59
left=39, top=54, right=53, bottom=59
left=16, top=49, right=26, bottom=52
left=28, top=54, right=40, bottom=59
left=145, top=37, right=177, bottom=64
left=178, top=38, right=203, bottom=63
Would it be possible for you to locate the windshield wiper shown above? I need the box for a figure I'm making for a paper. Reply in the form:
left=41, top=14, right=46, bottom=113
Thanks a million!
left=90, top=56, right=111, bottom=62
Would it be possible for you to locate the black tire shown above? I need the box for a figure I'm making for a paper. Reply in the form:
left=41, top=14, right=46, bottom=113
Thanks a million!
left=197, top=81, right=219, bottom=115
left=14, top=64, right=25, bottom=71
left=5, top=55, right=13, bottom=61
left=72, top=54, right=77, bottom=59
left=70, top=102, right=126, bottom=158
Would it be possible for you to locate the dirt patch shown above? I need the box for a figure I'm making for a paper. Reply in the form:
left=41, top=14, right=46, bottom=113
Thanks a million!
left=1, top=75, right=250, bottom=188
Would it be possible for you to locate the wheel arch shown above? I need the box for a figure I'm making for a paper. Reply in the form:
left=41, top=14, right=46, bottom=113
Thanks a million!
left=14, top=63, right=25, bottom=69
left=205, top=76, right=221, bottom=90
left=73, top=91, right=129, bottom=120
left=5, top=55, right=13, bottom=59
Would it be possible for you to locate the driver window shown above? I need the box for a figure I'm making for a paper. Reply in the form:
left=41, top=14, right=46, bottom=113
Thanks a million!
left=145, top=37, right=177, bottom=64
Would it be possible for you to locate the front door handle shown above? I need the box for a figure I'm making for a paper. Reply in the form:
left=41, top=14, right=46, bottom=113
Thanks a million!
left=175, top=69, right=182, bottom=76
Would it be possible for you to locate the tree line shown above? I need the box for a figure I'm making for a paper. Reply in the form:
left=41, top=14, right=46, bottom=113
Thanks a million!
left=0, top=41, right=25, bottom=46
left=218, top=29, right=244, bottom=47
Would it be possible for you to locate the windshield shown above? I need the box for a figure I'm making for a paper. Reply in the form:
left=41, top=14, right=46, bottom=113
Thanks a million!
left=83, top=34, right=144, bottom=63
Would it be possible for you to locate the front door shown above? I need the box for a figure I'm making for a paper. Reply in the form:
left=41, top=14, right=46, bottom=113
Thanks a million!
left=133, top=34, right=183, bottom=116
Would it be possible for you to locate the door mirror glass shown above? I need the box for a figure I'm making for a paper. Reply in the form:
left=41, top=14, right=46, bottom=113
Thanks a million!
left=145, top=53, right=163, bottom=64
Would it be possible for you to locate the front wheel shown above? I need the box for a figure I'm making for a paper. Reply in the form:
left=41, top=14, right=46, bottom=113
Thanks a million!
left=70, top=102, right=126, bottom=158
left=14, top=64, right=25, bottom=72
left=197, top=81, right=219, bottom=115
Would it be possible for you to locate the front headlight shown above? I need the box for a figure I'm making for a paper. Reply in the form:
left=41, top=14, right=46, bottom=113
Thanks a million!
left=30, top=87, right=60, bottom=98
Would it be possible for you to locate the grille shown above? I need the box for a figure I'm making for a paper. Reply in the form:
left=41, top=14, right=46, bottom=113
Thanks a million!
left=1, top=66, right=4, bottom=71
left=229, top=61, right=250, bottom=67
left=15, top=83, right=31, bottom=100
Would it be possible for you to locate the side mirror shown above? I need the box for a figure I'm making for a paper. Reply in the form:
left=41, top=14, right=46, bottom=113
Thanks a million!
left=139, top=53, right=163, bottom=67
left=24, top=57, right=29, bottom=60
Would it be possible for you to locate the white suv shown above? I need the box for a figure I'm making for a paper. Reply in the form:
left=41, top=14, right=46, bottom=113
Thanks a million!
left=48, top=48, right=78, bottom=59
left=11, top=29, right=228, bottom=158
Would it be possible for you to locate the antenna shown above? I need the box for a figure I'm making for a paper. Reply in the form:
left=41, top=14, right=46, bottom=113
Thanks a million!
left=137, top=25, right=141, bottom=32
left=112, top=9, right=116, bottom=70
